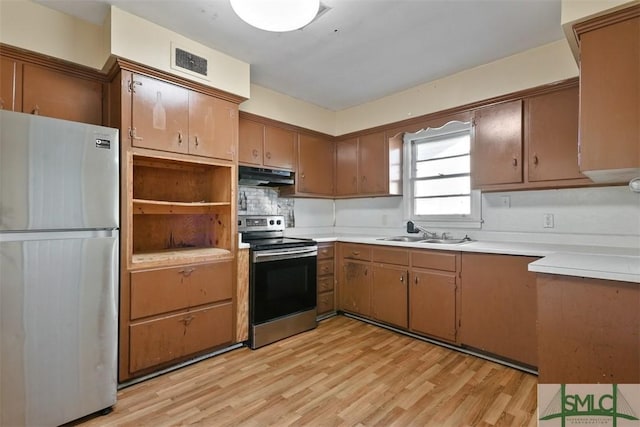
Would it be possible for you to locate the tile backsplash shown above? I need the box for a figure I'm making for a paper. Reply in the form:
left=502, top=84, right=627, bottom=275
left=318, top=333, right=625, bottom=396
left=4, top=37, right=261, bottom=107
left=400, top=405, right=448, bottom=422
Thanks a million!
left=238, top=185, right=295, bottom=227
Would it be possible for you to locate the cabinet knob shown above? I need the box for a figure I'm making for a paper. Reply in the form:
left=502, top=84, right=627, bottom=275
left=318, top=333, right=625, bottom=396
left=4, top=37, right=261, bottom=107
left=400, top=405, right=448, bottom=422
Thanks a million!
left=195, top=136, right=200, bottom=147
left=400, top=275, right=404, bottom=282
left=179, top=267, right=195, bottom=277
left=178, top=132, right=183, bottom=144
left=32, top=104, right=40, bottom=115
left=266, top=152, right=271, bottom=159
left=415, top=276, right=419, bottom=285
left=533, top=155, right=539, bottom=166
left=252, top=149, right=258, bottom=158
left=301, top=173, right=306, bottom=179
left=512, top=157, right=518, bottom=167
left=0, top=98, right=4, bottom=109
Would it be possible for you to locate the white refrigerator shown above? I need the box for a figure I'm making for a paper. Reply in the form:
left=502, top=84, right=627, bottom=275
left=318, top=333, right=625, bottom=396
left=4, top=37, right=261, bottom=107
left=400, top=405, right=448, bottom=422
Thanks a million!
left=0, top=110, right=119, bottom=426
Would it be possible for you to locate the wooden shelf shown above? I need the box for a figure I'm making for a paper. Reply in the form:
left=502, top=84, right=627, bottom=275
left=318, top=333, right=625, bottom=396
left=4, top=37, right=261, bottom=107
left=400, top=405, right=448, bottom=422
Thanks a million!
left=132, top=199, right=230, bottom=215
left=132, top=247, right=232, bottom=267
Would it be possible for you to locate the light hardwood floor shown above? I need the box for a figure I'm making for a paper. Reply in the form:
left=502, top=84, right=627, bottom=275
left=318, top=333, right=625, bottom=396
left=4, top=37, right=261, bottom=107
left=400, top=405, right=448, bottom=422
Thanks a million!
left=79, top=316, right=538, bottom=426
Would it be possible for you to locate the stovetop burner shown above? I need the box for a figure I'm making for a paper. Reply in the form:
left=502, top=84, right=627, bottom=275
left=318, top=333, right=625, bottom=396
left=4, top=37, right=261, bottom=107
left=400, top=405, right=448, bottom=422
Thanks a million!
left=238, top=215, right=315, bottom=250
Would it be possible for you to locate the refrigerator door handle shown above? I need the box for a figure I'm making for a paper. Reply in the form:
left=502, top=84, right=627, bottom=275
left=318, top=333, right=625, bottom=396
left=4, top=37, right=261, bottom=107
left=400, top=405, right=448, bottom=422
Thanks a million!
left=0, top=229, right=118, bottom=242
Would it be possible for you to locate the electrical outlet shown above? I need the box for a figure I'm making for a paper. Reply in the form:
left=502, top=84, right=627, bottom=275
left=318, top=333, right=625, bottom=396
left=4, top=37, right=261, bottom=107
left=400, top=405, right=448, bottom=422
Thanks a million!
left=543, top=213, right=554, bottom=228
left=500, top=195, right=511, bottom=208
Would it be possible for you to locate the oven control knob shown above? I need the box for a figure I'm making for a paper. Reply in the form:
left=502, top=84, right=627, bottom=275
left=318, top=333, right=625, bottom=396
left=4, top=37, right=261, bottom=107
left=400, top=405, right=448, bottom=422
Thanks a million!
left=269, top=219, right=275, bottom=225
left=276, top=219, right=282, bottom=225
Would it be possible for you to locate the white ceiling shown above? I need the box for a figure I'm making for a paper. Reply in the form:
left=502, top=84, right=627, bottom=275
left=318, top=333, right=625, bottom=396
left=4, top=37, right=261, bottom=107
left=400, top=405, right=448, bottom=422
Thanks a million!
left=35, top=0, right=565, bottom=111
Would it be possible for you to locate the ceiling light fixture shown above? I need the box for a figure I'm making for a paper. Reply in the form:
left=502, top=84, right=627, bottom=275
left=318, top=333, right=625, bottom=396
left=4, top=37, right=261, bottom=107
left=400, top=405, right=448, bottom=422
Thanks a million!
left=230, top=0, right=320, bottom=32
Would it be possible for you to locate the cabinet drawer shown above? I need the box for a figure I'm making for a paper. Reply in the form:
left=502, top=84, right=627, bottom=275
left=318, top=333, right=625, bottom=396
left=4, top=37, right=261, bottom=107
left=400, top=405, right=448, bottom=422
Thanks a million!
left=318, top=275, right=334, bottom=293
left=317, top=259, right=334, bottom=277
left=129, top=303, right=232, bottom=372
left=317, top=291, right=335, bottom=315
left=318, top=243, right=335, bottom=260
left=372, top=247, right=409, bottom=265
left=411, top=250, right=458, bottom=272
left=341, top=243, right=371, bottom=261
left=130, top=261, right=232, bottom=320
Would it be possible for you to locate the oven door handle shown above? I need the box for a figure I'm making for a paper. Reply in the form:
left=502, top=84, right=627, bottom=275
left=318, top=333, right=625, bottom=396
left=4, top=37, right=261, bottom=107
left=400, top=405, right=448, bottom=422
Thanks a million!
left=253, top=247, right=318, bottom=263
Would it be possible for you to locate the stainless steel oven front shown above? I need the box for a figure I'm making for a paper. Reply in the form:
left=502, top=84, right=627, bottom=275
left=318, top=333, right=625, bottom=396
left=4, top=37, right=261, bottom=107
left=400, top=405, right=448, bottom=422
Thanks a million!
left=250, top=245, right=318, bottom=349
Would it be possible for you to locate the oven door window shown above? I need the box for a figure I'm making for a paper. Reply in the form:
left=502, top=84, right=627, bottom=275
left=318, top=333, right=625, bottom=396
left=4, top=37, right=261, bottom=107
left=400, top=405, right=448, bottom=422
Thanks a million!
left=252, top=255, right=317, bottom=324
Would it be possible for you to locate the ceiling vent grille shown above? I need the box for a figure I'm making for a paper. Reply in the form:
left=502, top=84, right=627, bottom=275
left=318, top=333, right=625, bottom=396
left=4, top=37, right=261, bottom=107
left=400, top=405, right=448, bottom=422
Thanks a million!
left=172, top=46, right=208, bottom=78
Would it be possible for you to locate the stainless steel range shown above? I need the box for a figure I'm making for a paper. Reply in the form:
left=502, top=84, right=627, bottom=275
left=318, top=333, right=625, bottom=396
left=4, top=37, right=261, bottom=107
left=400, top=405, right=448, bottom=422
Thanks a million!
left=239, top=215, right=317, bottom=349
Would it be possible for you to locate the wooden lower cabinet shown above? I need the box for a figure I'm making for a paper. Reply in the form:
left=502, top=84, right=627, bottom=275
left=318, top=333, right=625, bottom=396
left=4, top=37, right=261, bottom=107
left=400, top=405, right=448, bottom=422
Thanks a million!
left=123, top=259, right=234, bottom=380
left=129, top=303, right=232, bottom=372
left=316, top=243, right=336, bottom=317
left=410, top=269, right=457, bottom=342
left=459, top=253, right=538, bottom=367
left=371, top=264, right=408, bottom=328
left=340, top=260, right=371, bottom=317
left=537, top=274, right=639, bottom=384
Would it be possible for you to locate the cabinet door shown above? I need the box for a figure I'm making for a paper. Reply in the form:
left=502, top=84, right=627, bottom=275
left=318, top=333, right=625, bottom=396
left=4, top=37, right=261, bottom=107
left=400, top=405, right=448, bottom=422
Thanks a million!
left=472, top=100, right=523, bottom=187
left=335, top=138, right=358, bottom=196
left=340, top=260, right=371, bottom=316
left=359, top=131, right=387, bottom=194
left=238, top=118, right=263, bottom=165
left=297, top=133, right=334, bottom=195
left=410, top=269, right=457, bottom=342
left=264, top=125, right=295, bottom=170
left=0, top=57, right=21, bottom=111
left=129, top=303, right=232, bottom=373
left=579, top=16, right=639, bottom=174
left=189, top=92, right=237, bottom=160
left=22, top=64, right=102, bottom=125
left=526, top=86, right=584, bottom=182
left=372, top=265, right=408, bottom=328
left=130, top=74, right=189, bottom=154
left=459, top=253, right=538, bottom=366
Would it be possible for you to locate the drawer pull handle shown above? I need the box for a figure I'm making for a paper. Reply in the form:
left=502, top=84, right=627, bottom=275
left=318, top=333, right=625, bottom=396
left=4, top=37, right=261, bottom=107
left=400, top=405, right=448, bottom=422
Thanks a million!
left=178, top=132, right=183, bottom=145
left=179, top=268, right=196, bottom=276
left=195, top=135, right=200, bottom=147
left=533, top=154, right=539, bottom=165
left=352, top=251, right=360, bottom=256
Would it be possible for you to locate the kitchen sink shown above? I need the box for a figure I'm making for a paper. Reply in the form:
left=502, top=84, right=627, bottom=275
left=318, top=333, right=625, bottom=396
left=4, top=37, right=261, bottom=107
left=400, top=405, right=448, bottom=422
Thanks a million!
left=421, top=238, right=472, bottom=244
left=377, top=236, right=426, bottom=242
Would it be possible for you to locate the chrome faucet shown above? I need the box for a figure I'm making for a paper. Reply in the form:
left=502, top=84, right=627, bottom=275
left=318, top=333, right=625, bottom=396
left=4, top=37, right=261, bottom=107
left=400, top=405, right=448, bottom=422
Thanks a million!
left=406, top=221, right=439, bottom=239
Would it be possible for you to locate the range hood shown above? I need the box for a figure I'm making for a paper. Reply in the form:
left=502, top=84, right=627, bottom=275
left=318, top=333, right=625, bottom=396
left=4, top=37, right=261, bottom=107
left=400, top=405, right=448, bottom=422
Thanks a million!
left=238, top=166, right=294, bottom=187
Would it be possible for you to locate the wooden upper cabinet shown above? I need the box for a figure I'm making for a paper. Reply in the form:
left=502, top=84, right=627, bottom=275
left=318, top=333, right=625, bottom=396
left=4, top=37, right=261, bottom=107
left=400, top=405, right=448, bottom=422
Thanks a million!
left=238, top=118, right=263, bottom=165
left=0, top=57, right=22, bottom=112
left=238, top=117, right=295, bottom=170
left=297, top=133, right=334, bottom=195
left=264, top=125, right=295, bottom=170
left=358, top=131, right=387, bottom=194
left=577, top=12, right=640, bottom=180
left=335, top=130, right=400, bottom=197
left=189, top=91, right=237, bottom=161
left=472, top=100, right=523, bottom=187
left=336, top=138, right=358, bottom=196
left=130, top=73, right=189, bottom=154
left=22, top=63, right=102, bottom=125
left=526, top=85, right=584, bottom=182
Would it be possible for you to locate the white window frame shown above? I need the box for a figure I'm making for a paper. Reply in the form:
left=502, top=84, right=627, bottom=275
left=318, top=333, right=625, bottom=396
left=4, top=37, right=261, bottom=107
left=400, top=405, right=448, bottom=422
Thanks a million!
left=403, top=120, right=482, bottom=229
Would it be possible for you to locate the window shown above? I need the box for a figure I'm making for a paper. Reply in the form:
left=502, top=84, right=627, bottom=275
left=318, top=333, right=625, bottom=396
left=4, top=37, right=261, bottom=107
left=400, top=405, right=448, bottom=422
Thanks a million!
left=403, top=121, right=481, bottom=227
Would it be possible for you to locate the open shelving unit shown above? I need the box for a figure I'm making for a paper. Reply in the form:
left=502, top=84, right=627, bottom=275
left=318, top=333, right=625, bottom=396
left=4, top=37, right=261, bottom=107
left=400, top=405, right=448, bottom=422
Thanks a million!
left=130, top=155, right=233, bottom=267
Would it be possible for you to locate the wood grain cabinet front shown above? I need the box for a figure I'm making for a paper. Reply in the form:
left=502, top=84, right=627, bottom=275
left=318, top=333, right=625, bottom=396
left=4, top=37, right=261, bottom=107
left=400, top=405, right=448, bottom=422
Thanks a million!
left=335, top=131, right=402, bottom=197
left=576, top=10, right=639, bottom=182
left=371, top=264, right=408, bottom=328
left=129, top=73, right=237, bottom=161
left=127, top=260, right=233, bottom=375
left=129, top=303, right=232, bottom=373
left=296, top=133, right=335, bottom=196
left=238, top=117, right=296, bottom=170
left=459, top=253, right=538, bottom=367
left=316, top=242, right=336, bottom=317
left=340, top=260, right=371, bottom=317
left=409, top=250, right=459, bottom=343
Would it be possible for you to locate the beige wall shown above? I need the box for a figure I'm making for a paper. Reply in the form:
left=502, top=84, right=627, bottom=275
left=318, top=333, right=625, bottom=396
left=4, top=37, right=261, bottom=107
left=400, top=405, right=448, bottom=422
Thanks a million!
left=0, top=0, right=109, bottom=69
left=240, top=84, right=335, bottom=135
left=334, top=39, right=578, bottom=135
left=109, top=8, right=250, bottom=99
